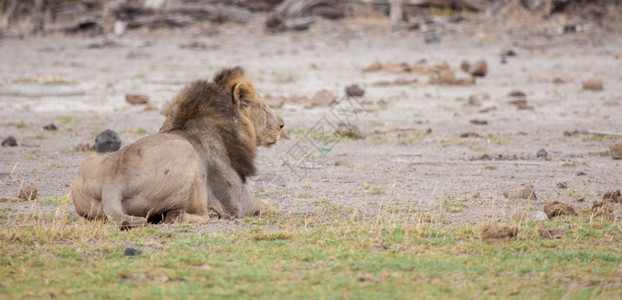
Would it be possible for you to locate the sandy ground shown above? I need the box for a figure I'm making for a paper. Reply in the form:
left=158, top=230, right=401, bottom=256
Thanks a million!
left=1, top=16, right=621, bottom=228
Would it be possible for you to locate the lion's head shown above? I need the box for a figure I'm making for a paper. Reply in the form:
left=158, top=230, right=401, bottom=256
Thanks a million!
left=159, top=67, right=284, bottom=179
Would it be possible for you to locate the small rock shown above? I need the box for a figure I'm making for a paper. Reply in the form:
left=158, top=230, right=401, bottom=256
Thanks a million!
left=514, top=211, right=548, bottom=222
left=345, top=84, right=365, bottom=98
left=508, top=98, right=528, bottom=109
left=610, top=144, right=622, bottom=159
left=334, top=124, right=365, bottom=140
left=503, top=183, right=537, bottom=201
left=556, top=181, right=568, bottom=189
left=501, top=48, right=517, bottom=57
left=553, top=77, right=566, bottom=84
left=460, top=132, right=482, bottom=138
left=94, top=129, right=121, bottom=153
left=537, top=148, right=548, bottom=158
left=43, top=123, right=57, bottom=131
left=582, top=78, right=603, bottom=91
left=481, top=224, right=518, bottom=243
left=543, top=200, right=577, bottom=219
left=460, top=60, right=470, bottom=72
left=306, top=90, right=336, bottom=108
left=2, top=136, right=17, bottom=147
left=469, top=119, right=488, bottom=125
left=576, top=171, right=587, bottom=176
left=467, top=94, right=482, bottom=106
left=507, top=90, right=526, bottom=97
left=362, top=61, right=383, bottom=72
left=17, top=186, right=37, bottom=201
left=75, top=142, right=94, bottom=152
left=424, top=35, right=440, bottom=44
left=533, top=211, right=549, bottom=221
left=603, top=190, right=621, bottom=203
left=125, top=94, right=150, bottom=105
left=469, top=60, right=487, bottom=77
left=538, top=227, right=567, bottom=239
left=124, top=247, right=142, bottom=257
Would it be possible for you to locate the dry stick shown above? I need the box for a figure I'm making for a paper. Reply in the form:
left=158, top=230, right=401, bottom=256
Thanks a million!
left=0, top=91, right=86, bottom=97
left=584, top=130, right=622, bottom=137
left=393, top=159, right=546, bottom=166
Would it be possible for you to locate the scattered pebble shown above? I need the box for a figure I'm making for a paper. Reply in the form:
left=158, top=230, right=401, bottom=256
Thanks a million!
left=17, top=186, right=37, bottom=201
left=124, top=247, right=142, bottom=257
left=603, top=190, right=621, bottom=203
left=460, top=60, right=470, bottom=72
left=543, top=200, right=577, bottom=218
left=533, top=211, right=549, bottom=221
left=503, top=183, right=537, bottom=201
left=576, top=171, right=587, bottom=176
left=481, top=224, right=518, bottom=243
left=537, top=148, right=548, bottom=158
left=514, top=211, right=548, bottom=222
left=500, top=48, right=517, bottom=57
left=75, top=142, right=94, bottom=152
left=43, top=123, right=57, bottom=131
left=429, top=69, right=475, bottom=86
left=582, top=78, right=603, bottom=91
left=460, top=132, right=482, bottom=138
left=507, top=90, right=526, bottom=97
left=334, top=124, right=365, bottom=140
left=2, top=136, right=17, bottom=147
left=508, top=98, right=529, bottom=109
left=345, top=84, right=365, bottom=98
left=306, top=90, right=336, bottom=108
left=556, top=181, right=568, bottom=189
left=469, top=119, right=488, bottom=125
left=125, top=94, right=150, bottom=105
left=94, top=129, right=122, bottom=153
left=424, top=35, right=440, bottom=44
left=609, top=144, right=622, bottom=159
left=538, top=227, right=567, bottom=239
left=469, top=60, right=487, bottom=77
left=467, top=94, right=482, bottom=107
left=552, top=77, right=566, bottom=84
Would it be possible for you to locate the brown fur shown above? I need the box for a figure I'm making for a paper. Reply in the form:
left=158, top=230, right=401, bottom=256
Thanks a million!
left=72, top=67, right=284, bottom=227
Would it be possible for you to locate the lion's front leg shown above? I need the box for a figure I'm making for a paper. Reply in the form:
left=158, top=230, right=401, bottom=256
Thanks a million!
left=206, top=166, right=278, bottom=218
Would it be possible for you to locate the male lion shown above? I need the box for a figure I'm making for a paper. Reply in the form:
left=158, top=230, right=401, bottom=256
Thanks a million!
left=71, top=67, right=284, bottom=228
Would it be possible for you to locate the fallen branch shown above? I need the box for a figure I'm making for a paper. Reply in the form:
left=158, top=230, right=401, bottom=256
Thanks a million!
left=390, top=159, right=546, bottom=166
left=0, top=90, right=86, bottom=97
left=584, top=130, right=622, bottom=137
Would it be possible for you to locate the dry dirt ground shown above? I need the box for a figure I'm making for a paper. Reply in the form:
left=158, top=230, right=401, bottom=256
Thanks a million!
left=1, top=16, right=621, bottom=229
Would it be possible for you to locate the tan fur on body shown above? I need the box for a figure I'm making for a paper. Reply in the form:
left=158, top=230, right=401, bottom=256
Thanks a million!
left=71, top=67, right=284, bottom=228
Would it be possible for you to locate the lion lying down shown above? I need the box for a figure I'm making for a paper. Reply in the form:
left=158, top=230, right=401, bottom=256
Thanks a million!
left=71, top=67, right=284, bottom=228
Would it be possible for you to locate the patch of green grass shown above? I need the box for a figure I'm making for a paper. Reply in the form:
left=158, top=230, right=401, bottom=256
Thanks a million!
left=1, top=202, right=621, bottom=299
left=297, top=193, right=313, bottom=199
left=470, top=145, right=487, bottom=152
left=58, top=116, right=81, bottom=124
left=121, top=128, right=149, bottom=135
left=590, top=150, right=609, bottom=157
left=441, top=196, right=469, bottom=213
left=581, top=135, right=621, bottom=142
left=486, top=134, right=511, bottom=145
left=483, top=165, right=498, bottom=170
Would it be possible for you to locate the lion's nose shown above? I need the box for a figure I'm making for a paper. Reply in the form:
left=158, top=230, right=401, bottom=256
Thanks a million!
left=280, top=123, right=284, bottom=130
left=278, top=116, right=284, bottom=129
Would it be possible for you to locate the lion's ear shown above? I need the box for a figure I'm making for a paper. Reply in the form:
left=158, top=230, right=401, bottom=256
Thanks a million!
left=232, top=82, right=243, bottom=106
